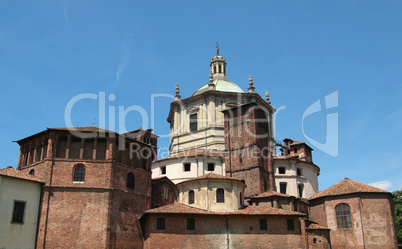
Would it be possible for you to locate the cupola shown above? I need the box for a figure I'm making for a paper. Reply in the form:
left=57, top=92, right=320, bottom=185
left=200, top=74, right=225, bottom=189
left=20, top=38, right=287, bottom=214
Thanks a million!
left=210, top=44, right=227, bottom=80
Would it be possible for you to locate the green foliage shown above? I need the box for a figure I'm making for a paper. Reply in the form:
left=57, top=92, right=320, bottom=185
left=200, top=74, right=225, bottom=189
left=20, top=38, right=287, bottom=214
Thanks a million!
left=393, top=190, right=402, bottom=248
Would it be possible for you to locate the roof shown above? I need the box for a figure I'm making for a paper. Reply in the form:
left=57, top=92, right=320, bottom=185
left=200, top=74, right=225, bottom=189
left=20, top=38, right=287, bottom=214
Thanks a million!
left=49, top=127, right=115, bottom=133
left=152, top=176, right=176, bottom=186
left=145, top=203, right=305, bottom=216
left=177, top=173, right=244, bottom=185
left=309, top=178, right=389, bottom=200
left=0, top=167, right=44, bottom=183
left=192, top=79, right=244, bottom=96
left=251, top=190, right=294, bottom=199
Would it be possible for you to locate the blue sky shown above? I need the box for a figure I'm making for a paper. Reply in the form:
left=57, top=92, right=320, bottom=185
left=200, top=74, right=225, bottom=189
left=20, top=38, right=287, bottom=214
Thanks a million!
left=1, top=1, right=401, bottom=192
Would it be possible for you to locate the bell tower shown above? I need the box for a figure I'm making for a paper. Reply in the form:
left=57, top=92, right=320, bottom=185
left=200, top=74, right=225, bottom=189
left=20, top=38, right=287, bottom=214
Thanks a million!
left=210, top=44, right=227, bottom=80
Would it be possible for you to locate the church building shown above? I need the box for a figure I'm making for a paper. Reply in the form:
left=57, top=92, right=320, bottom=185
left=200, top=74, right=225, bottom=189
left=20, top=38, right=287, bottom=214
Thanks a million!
left=5, top=48, right=398, bottom=249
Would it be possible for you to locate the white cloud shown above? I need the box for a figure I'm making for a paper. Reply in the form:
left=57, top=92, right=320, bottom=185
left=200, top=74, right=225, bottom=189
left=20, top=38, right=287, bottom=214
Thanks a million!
left=115, top=31, right=135, bottom=86
left=368, top=180, right=392, bottom=190
left=63, top=0, right=69, bottom=25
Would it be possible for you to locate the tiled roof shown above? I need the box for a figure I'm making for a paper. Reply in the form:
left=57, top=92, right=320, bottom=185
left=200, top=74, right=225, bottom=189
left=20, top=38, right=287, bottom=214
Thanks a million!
left=49, top=127, right=115, bottom=133
left=145, top=203, right=305, bottom=216
left=273, top=155, right=299, bottom=160
left=155, top=149, right=226, bottom=162
left=251, top=190, right=293, bottom=198
left=309, top=178, right=389, bottom=200
left=306, top=223, right=330, bottom=230
left=177, top=173, right=244, bottom=185
left=0, top=167, right=44, bottom=183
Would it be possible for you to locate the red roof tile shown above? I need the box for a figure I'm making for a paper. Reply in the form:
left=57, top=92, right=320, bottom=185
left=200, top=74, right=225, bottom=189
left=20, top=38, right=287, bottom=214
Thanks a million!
left=251, top=190, right=293, bottom=198
left=145, top=203, right=305, bottom=216
left=309, top=178, right=389, bottom=200
left=49, top=127, right=115, bottom=133
left=0, top=167, right=44, bottom=183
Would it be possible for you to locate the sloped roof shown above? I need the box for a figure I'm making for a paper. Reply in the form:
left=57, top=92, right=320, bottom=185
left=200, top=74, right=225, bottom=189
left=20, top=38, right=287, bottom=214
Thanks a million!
left=49, top=127, right=115, bottom=133
left=0, top=167, right=44, bottom=183
left=145, top=203, right=305, bottom=216
left=309, top=178, right=389, bottom=200
left=251, top=190, right=294, bottom=199
left=177, top=173, right=244, bottom=185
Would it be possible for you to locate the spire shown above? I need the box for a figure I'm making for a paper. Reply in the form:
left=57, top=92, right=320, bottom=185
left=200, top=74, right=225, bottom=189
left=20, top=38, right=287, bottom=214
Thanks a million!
left=210, top=44, right=227, bottom=80
left=265, top=90, right=271, bottom=104
left=208, top=71, right=215, bottom=90
left=175, top=83, right=181, bottom=100
left=248, top=74, right=255, bottom=93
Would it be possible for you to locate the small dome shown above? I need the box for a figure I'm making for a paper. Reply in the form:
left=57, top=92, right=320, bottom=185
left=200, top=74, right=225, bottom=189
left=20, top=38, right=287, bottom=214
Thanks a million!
left=192, top=79, right=245, bottom=96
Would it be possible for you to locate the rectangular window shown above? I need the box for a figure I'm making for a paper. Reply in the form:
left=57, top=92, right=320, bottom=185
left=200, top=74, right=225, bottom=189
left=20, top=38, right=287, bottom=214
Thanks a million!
left=280, top=183, right=287, bottom=194
left=260, top=219, right=267, bottom=230
left=160, top=166, right=166, bottom=175
left=297, top=168, right=302, bottom=176
left=184, top=163, right=191, bottom=172
left=156, top=218, right=165, bottom=230
left=207, top=163, right=215, bottom=171
left=11, top=201, right=26, bottom=224
left=278, top=167, right=286, bottom=174
left=189, top=114, right=198, bottom=132
left=186, top=218, right=195, bottom=230
left=287, top=219, right=294, bottom=231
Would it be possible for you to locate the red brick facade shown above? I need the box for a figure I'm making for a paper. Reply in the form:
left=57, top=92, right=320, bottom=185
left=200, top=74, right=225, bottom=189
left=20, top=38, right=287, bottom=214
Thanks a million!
left=223, top=103, right=275, bottom=198
left=143, top=214, right=303, bottom=249
left=17, top=127, right=156, bottom=249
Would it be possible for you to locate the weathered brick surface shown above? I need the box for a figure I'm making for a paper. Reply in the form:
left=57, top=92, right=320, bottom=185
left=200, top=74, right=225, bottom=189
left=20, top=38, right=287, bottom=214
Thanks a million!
left=17, top=128, right=156, bottom=249
left=144, top=214, right=302, bottom=249
left=310, top=193, right=398, bottom=249
left=151, top=177, right=177, bottom=208
left=224, top=104, right=274, bottom=198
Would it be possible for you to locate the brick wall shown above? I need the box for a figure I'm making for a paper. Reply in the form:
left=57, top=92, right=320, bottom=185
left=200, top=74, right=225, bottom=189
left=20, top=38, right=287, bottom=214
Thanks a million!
left=223, top=104, right=274, bottom=198
left=310, top=193, right=398, bottom=249
left=144, top=214, right=302, bottom=249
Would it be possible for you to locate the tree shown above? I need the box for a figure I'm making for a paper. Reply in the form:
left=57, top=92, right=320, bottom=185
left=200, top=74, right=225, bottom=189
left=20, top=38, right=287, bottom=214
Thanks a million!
left=393, top=190, right=402, bottom=248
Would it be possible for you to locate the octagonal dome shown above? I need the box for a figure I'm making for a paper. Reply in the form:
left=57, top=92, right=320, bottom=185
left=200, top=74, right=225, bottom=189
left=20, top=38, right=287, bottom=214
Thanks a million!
left=191, top=79, right=245, bottom=96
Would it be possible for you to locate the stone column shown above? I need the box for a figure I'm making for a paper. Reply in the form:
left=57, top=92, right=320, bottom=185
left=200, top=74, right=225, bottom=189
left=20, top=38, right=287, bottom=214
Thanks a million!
left=93, top=138, right=98, bottom=160
left=79, top=139, right=85, bottom=159
left=17, top=146, right=23, bottom=169
left=41, top=141, right=46, bottom=160
left=66, top=135, right=71, bottom=159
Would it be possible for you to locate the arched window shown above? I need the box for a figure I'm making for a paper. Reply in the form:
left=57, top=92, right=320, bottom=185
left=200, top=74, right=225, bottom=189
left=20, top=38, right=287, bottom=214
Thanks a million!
left=219, top=65, right=222, bottom=73
left=29, top=169, right=35, bottom=176
left=335, top=203, right=352, bottom=229
left=216, top=188, right=224, bottom=203
left=214, top=66, right=216, bottom=74
left=239, top=192, right=243, bottom=206
left=188, top=190, right=194, bottom=204
left=127, top=173, right=135, bottom=189
left=73, top=165, right=85, bottom=182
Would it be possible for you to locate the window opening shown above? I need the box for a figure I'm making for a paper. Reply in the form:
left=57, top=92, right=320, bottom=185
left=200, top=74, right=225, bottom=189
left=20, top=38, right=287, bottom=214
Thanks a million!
left=73, top=165, right=85, bottom=182
left=190, top=114, right=198, bottom=132
left=127, top=173, right=135, bottom=189
left=216, top=188, right=224, bottom=203
left=188, top=190, right=195, bottom=204
left=156, top=218, right=165, bottom=230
